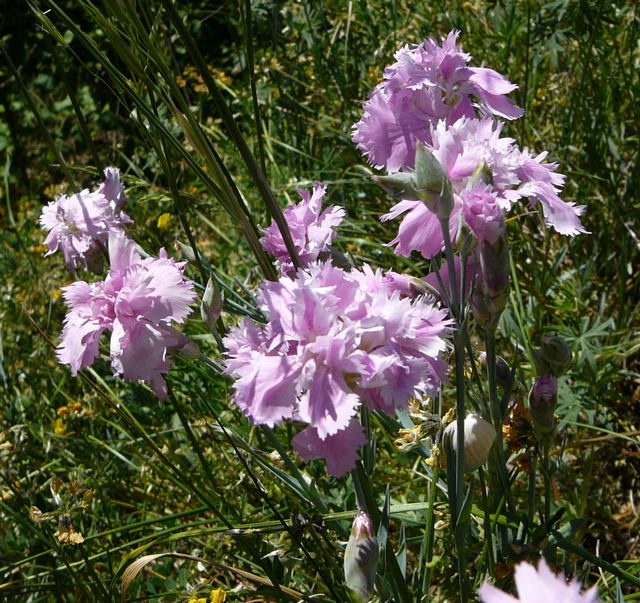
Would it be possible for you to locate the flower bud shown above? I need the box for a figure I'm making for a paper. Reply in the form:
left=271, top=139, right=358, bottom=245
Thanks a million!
left=414, top=143, right=454, bottom=220
left=534, top=335, right=571, bottom=377
left=471, top=236, right=510, bottom=331
left=373, top=172, right=421, bottom=201
left=479, top=352, right=511, bottom=390
left=529, top=375, right=557, bottom=441
left=200, top=276, right=224, bottom=333
left=344, top=510, right=378, bottom=601
left=444, top=413, right=496, bottom=473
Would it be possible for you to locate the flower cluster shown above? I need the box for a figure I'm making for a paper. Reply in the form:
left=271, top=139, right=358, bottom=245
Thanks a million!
left=41, top=169, right=197, bottom=398
left=40, top=167, right=132, bottom=274
left=226, top=207, right=451, bottom=476
left=479, top=558, right=599, bottom=602
left=56, top=233, right=196, bottom=398
left=352, top=31, right=523, bottom=172
left=381, top=117, right=586, bottom=259
left=353, top=32, right=586, bottom=264
left=260, top=182, right=345, bottom=273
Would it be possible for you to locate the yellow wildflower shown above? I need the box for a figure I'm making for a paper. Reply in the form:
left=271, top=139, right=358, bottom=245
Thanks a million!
left=54, top=418, right=67, bottom=436
left=210, top=588, right=226, bottom=603
left=157, top=212, right=171, bottom=230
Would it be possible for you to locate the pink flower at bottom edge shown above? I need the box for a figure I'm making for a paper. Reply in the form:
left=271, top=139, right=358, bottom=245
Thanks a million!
left=478, top=558, right=599, bottom=603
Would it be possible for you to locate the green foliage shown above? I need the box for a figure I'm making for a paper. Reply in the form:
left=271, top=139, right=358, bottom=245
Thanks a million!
left=1, top=0, right=639, bottom=601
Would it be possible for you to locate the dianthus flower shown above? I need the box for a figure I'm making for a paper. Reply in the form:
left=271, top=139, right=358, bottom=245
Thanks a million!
left=40, top=167, right=132, bottom=274
left=56, top=232, right=196, bottom=398
left=223, top=262, right=451, bottom=477
left=260, top=182, right=345, bottom=273
left=352, top=31, right=523, bottom=172
left=478, top=558, right=599, bottom=602
left=383, top=118, right=586, bottom=258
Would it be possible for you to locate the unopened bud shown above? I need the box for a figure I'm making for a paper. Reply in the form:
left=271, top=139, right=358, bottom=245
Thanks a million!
left=534, top=335, right=571, bottom=377
left=472, top=236, right=510, bottom=331
left=373, top=172, right=421, bottom=201
left=177, top=241, right=197, bottom=263
left=479, top=352, right=511, bottom=390
left=529, top=375, right=557, bottom=441
left=444, top=413, right=496, bottom=473
left=415, top=143, right=454, bottom=220
left=344, top=510, right=378, bottom=601
left=201, top=276, right=224, bottom=333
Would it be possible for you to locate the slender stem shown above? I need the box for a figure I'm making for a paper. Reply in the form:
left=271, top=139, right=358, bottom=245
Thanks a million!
left=478, top=468, right=495, bottom=577
left=527, top=445, right=538, bottom=544
left=543, top=444, right=552, bottom=525
left=440, top=217, right=469, bottom=603
left=485, top=330, right=515, bottom=515
left=421, top=457, right=441, bottom=594
left=440, top=218, right=460, bottom=319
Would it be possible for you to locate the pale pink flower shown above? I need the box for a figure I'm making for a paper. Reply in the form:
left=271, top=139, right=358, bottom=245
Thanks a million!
left=292, top=421, right=367, bottom=478
left=383, top=118, right=586, bottom=258
left=260, top=182, right=345, bottom=273
left=223, top=261, right=451, bottom=476
left=478, top=558, right=599, bottom=602
left=40, top=167, right=132, bottom=274
left=56, top=232, right=196, bottom=398
left=353, top=31, right=523, bottom=171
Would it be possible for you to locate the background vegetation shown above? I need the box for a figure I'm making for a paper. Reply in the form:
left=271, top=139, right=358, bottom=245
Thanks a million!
left=1, top=0, right=638, bottom=601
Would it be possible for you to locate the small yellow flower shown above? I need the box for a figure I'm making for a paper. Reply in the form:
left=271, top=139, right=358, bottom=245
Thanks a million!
left=157, top=212, right=171, bottom=230
left=54, top=418, right=67, bottom=436
left=210, top=588, right=226, bottom=603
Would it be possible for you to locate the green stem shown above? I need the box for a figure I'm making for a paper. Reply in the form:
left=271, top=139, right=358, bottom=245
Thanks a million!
left=421, top=456, right=441, bottom=594
left=478, top=468, right=495, bottom=578
left=485, top=330, right=515, bottom=515
left=527, top=445, right=538, bottom=544
left=543, top=444, right=552, bottom=525
left=441, top=218, right=469, bottom=603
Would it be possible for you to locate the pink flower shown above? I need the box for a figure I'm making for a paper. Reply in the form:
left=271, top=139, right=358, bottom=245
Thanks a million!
left=39, top=167, right=132, bottom=274
left=292, top=421, right=367, bottom=478
left=260, top=182, right=345, bottom=273
left=478, top=558, right=599, bottom=602
left=56, top=232, right=196, bottom=398
left=223, top=261, right=451, bottom=476
left=353, top=31, right=523, bottom=171
left=383, top=118, right=586, bottom=258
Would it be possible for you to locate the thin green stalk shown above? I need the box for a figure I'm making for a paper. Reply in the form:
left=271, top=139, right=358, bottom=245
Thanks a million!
left=542, top=444, right=552, bottom=525
left=159, top=0, right=302, bottom=271
left=440, top=216, right=469, bottom=602
left=526, top=445, right=538, bottom=544
left=421, top=457, right=441, bottom=595
left=484, top=331, right=515, bottom=515
left=478, top=468, right=495, bottom=578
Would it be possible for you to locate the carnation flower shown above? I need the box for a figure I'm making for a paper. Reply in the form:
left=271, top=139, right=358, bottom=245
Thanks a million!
left=260, top=182, right=345, bottom=273
left=353, top=31, right=523, bottom=172
left=383, top=117, right=586, bottom=258
left=40, top=167, right=132, bottom=274
left=56, top=232, right=196, bottom=398
left=478, top=558, right=599, bottom=602
left=223, top=262, right=451, bottom=476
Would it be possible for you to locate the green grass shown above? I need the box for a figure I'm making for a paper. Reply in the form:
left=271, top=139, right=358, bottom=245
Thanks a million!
left=1, top=0, right=639, bottom=601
